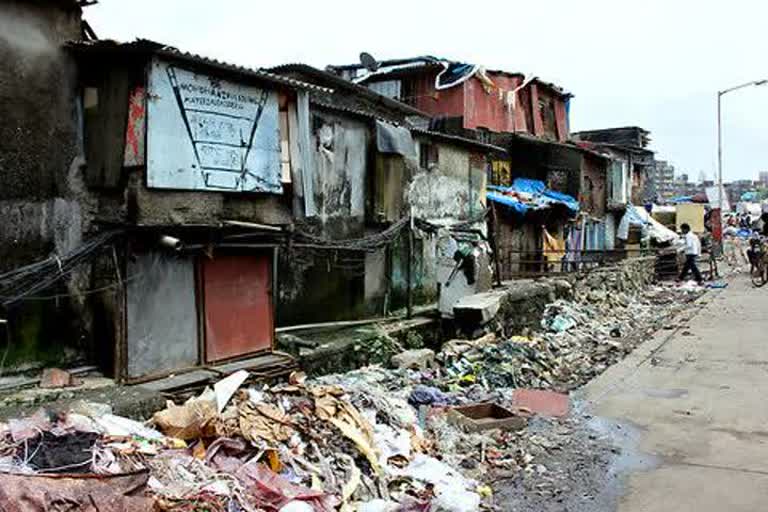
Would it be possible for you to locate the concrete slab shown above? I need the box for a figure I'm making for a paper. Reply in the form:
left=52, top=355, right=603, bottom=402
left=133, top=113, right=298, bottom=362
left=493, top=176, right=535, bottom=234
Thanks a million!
left=581, top=276, right=768, bottom=510
left=620, top=464, right=768, bottom=512
left=453, top=290, right=507, bottom=324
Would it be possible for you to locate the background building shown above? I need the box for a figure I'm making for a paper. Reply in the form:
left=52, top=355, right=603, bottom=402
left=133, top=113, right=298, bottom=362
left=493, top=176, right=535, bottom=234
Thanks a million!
left=647, top=160, right=676, bottom=202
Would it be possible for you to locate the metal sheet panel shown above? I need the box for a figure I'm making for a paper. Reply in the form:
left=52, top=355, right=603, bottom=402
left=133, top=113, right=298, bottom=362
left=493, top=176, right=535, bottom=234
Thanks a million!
left=203, top=253, right=273, bottom=362
left=146, top=57, right=282, bottom=193
left=126, top=252, right=198, bottom=378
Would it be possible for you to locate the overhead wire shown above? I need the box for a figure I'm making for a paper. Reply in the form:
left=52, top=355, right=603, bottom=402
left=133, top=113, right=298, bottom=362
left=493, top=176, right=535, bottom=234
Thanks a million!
left=0, top=230, right=123, bottom=306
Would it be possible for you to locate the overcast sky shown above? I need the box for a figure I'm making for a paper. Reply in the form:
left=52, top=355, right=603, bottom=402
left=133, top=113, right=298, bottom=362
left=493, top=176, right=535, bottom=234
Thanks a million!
left=85, top=0, right=768, bottom=182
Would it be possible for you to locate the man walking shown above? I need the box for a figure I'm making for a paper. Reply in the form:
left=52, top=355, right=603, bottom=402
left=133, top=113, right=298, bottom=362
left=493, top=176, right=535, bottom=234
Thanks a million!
left=679, top=223, right=703, bottom=284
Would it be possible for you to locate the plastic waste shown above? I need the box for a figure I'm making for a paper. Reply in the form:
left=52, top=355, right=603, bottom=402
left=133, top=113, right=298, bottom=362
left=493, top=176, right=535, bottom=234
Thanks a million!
left=408, top=385, right=450, bottom=406
left=95, top=414, right=165, bottom=441
left=214, top=370, right=249, bottom=413
left=393, top=454, right=480, bottom=512
left=357, top=499, right=400, bottom=512
left=548, top=314, right=576, bottom=333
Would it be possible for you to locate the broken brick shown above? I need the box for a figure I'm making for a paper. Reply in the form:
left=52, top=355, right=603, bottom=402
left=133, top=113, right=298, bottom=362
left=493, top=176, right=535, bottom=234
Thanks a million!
left=513, top=389, right=570, bottom=418
left=40, top=368, right=75, bottom=389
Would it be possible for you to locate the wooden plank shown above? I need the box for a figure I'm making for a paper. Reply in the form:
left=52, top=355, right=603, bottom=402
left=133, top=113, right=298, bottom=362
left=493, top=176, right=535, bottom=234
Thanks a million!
left=139, top=369, right=217, bottom=392
left=214, top=352, right=296, bottom=375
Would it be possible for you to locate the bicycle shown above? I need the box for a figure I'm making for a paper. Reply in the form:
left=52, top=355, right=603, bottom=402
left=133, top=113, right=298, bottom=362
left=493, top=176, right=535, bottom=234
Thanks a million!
left=749, top=237, right=768, bottom=287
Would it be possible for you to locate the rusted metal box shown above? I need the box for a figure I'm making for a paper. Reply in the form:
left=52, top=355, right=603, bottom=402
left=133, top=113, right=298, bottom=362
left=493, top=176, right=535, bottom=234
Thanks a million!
left=448, top=403, right=527, bottom=432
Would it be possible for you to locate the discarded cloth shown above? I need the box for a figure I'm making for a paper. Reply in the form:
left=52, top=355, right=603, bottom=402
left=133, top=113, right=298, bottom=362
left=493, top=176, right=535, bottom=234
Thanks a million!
left=409, top=385, right=450, bottom=407
left=236, top=461, right=339, bottom=512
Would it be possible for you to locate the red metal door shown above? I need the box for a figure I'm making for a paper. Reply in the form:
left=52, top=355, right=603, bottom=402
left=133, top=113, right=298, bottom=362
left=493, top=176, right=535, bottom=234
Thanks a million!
left=202, top=253, right=273, bottom=363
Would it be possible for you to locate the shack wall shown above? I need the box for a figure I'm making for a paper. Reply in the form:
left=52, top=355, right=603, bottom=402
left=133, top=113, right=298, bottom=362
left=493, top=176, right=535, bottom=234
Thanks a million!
left=464, top=73, right=523, bottom=133
left=277, top=109, right=370, bottom=325
left=580, top=154, right=607, bottom=218
left=409, top=70, right=465, bottom=121
left=0, top=1, right=96, bottom=366
left=0, top=1, right=87, bottom=270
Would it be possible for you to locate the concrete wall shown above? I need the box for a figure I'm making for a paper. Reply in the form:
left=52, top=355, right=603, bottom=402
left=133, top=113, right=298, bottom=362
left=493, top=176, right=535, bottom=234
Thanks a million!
left=408, top=142, right=486, bottom=222
left=480, top=256, right=656, bottom=336
left=401, top=142, right=490, bottom=313
left=0, top=1, right=87, bottom=270
left=276, top=110, right=371, bottom=325
left=128, top=169, right=292, bottom=226
left=0, top=2, right=97, bottom=366
left=308, top=110, right=368, bottom=232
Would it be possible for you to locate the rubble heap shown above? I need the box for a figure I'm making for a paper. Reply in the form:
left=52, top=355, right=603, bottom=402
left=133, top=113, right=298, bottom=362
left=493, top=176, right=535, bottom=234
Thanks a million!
left=0, top=282, right=705, bottom=511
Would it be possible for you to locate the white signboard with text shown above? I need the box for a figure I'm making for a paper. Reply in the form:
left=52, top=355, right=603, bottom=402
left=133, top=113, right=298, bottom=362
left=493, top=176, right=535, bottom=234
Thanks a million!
left=146, top=58, right=282, bottom=193
left=705, top=185, right=731, bottom=211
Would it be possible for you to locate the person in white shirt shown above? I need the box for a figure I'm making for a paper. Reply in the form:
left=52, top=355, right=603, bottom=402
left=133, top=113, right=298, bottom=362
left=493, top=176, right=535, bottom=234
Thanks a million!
left=679, top=223, right=703, bottom=284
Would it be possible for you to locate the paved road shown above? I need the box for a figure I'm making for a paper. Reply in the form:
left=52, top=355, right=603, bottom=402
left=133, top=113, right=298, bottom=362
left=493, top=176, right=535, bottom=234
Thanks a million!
left=582, top=276, right=768, bottom=511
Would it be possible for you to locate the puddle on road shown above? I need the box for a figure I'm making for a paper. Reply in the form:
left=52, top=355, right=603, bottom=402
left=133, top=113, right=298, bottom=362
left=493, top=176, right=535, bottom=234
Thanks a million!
left=566, top=399, right=662, bottom=511
left=587, top=415, right=661, bottom=475
left=642, top=388, right=689, bottom=399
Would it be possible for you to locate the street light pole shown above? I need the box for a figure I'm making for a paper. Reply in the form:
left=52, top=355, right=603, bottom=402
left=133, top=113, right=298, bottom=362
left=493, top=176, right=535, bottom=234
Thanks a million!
left=717, top=91, right=723, bottom=211
left=717, top=79, right=768, bottom=211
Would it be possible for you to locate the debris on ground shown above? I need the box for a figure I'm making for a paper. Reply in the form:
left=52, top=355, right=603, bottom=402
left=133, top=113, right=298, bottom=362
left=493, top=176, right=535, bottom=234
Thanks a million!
left=0, top=280, right=705, bottom=511
left=39, top=368, right=80, bottom=389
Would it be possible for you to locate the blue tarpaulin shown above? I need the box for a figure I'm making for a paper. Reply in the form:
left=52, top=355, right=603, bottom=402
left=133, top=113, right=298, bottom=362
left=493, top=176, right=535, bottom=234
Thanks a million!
left=741, top=191, right=759, bottom=202
left=487, top=178, right=579, bottom=215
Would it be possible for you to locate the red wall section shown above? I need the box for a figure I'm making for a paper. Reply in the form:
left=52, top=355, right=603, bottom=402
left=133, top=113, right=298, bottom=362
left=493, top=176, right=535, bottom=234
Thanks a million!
left=411, top=71, right=465, bottom=119
left=463, top=73, right=522, bottom=133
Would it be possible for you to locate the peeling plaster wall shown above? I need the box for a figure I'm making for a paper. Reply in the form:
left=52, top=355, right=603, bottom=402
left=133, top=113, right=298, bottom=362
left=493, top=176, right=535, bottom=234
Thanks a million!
left=393, top=141, right=490, bottom=310
left=0, top=1, right=86, bottom=270
left=129, top=168, right=292, bottom=226
left=309, top=110, right=368, bottom=234
left=277, top=110, right=370, bottom=325
left=408, top=142, right=486, bottom=222
left=0, top=2, right=97, bottom=366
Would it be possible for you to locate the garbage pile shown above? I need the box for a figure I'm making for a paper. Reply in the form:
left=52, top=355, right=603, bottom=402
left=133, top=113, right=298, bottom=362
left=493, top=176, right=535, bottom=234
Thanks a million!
left=371, top=282, right=707, bottom=394
left=0, top=282, right=705, bottom=511
left=0, top=370, right=491, bottom=512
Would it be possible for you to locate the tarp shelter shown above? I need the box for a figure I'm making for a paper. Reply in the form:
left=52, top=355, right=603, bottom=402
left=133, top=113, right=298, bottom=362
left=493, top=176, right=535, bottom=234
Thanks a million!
left=487, top=178, right=579, bottom=215
left=618, top=205, right=678, bottom=244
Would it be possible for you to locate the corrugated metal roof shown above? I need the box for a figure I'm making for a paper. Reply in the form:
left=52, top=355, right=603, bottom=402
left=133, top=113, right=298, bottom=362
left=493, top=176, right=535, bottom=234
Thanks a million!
left=412, top=128, right=507, bottom=154
left=67, top=39, right=332, bottom=93
left=269, top=63, right=429, bottom=117
left=310, top=98, right=388, bottom=120
left=311, top=100, right=505, bottom=154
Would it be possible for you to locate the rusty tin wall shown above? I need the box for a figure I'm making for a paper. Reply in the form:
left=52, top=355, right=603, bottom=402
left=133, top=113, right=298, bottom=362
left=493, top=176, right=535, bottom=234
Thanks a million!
left=126, top=251, right=199, bottom=378
left=202, top=252, right=273, bottom=362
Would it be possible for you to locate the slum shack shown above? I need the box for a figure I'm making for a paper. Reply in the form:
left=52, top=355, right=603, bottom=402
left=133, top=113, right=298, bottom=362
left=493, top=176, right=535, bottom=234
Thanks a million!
left=487, top=177, right=580, bottom=278
left=271, top=64, right=502, bottom=322
left=60, top=39, right=331, bottom=382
